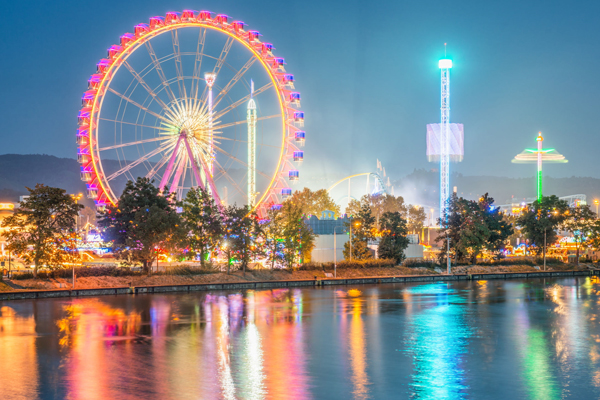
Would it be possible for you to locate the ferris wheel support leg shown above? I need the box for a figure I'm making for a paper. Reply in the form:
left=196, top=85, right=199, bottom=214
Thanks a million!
left=169, top=155, right=187, bottom=194
left=159, top=136, right=183, bottom=191
left=182, top=137, right=206, bottom=192
left=200, top=160, right=223, bottom=208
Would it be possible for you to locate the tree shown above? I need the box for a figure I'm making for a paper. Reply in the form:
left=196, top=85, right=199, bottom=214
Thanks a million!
left=288, top=188, right=340, bottom=218
left=561, top=204, right=596, bottom=265
left=516, top=195, right=569, bottom=256
left=221, top=205, right=262, bottom=274
left=343, top=199, right=376, bottom=260
left=278, top=200, right=315, bottom=268
left=407, top=205, right=426, bottom=234
left=378, top=211, right=410, bottom=264
left=2, top=184, right=83, bottom=277
left=180, top=187, right=223, bottom=267
left=347, top=194, right=407, bottom=228
left=98, top=178, right=182, bottom=274
left=261, top=206, right=285, bottom=269
left=436, top=193, right=512, bottom=264
left=479, top=194, right=514, bottom=256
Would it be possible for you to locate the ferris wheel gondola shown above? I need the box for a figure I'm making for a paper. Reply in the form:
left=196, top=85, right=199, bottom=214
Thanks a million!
left=77, top=10, right=305, bottom=215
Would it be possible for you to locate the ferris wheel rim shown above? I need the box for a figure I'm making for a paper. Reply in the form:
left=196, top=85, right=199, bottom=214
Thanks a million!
left=78, top=12, right=303, bottom=212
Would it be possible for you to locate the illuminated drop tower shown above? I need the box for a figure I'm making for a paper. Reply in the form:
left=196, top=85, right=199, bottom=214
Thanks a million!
left=204, top=72, right=216, bottom=178
left=247, top=80, right=257, bottom=206
left=439, top=58, right=452, bottom=221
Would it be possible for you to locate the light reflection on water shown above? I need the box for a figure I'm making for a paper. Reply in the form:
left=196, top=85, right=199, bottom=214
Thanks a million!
left=1, top=278, right=600, bottom=399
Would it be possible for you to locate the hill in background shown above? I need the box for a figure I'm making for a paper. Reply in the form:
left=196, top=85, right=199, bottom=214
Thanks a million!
left=394, top=169, right=600, bottom=207
left=1, top=155, right=599, bottom=209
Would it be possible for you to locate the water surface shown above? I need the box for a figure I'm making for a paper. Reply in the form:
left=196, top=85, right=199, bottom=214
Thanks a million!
left=1, top=277, right=600, bottom=399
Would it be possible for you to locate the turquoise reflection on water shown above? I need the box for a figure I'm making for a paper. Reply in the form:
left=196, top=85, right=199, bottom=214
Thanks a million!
left=1, top=278, right=600, bottom=399
left=403, top=283, right=471, bottom=399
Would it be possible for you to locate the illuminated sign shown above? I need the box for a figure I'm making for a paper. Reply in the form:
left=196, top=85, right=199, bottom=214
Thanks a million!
left=0, top=203, right=14, bottom=210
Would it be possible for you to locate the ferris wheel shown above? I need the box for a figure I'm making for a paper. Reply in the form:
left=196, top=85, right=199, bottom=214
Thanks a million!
left=77, top=10, right=305, bottom=214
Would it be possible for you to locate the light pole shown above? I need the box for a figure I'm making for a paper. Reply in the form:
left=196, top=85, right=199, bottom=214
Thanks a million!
left=544, top=227, right=547, bottom=271
left=333, top=226, right=346, bottom=278
left=349, top=221, right=360, bottom=261
left=595, top=199, right=599, bottom=218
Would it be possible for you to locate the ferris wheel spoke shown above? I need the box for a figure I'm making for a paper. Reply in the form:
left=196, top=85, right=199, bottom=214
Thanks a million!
left=213, top=82, right=273, bottom=121
left=122, top=61, right=172, bottom=113
left=213, top=56, right=257, bottom=109
left=98, top=136, right=172, bottom=152
left=106, top=87, right=172, bottom=125
left=99, top=118, right=161, bottom=130
left=106, top=140, right=176, bottom=181
left=214, top=114, right=279, bottom=130
left=197, top=37, right=235, bottom=104
left=212, top=161, right=248, bottom=203
left=145, top=41, right=178, bottom=104
left=214, top=136, right=281, bottom=150
left=171, top=29, right=187, bottom=103
left=146, top=150, right=173, bottom=180
left=190, top=28, right=207, bottom=106
left=213, top=146, right=272, bottom=180
left=213, top=37, right=235, bottom=78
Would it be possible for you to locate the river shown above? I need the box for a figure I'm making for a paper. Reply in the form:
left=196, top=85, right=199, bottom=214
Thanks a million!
left=1, top=277, right=599, bottom=399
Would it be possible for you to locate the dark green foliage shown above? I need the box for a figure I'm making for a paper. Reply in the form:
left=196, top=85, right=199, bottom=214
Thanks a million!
left=516, top=195, right=569, bottom=255
left=222, top=205, right=262, bottom=274
left=179, top=187, right=223, bottom=266
left=278, top=200, right=316, bottom=268
left=561, top=204, right=596, bottom=265
left=2, top=184, right=83, bottom=277
left=261, top=206, right=286, bottom=269
left=437, top=193, right=513, bottom=264
left=378, top=211, right=410, bottom=264
left=98, top=178, right=182, bottom=274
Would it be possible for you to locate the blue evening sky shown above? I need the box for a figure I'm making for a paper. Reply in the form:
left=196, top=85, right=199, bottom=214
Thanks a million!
left=0, top=0, right=598, bottom=187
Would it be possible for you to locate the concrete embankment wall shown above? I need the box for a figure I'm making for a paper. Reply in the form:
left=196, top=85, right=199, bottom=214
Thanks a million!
left=1, top=270, right=598, bottom=301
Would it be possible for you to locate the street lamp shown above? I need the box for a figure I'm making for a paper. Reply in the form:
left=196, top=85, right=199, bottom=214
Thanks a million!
left=594, top=199, right=599, bottom=218
left=349, top=221, right=360, bottom=261
left=333, top=226, right=346, bottom=278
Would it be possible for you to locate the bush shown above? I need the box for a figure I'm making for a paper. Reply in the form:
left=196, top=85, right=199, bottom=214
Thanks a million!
left=155, top=265, right=219, bottom=276
left=476, top=258, right=535, bottom=266
left=12, top=267, right=142, bottom=280
left=534, top=257, right=563, bottom=265
left=403, top=259, right=441, bottom=269
left=11, top=272, right=34, bottom=280
left=298, top=259, right=396, bottom=271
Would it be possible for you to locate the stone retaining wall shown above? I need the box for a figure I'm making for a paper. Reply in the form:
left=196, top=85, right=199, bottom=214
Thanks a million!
left=0, top=270, right=598, bottom=301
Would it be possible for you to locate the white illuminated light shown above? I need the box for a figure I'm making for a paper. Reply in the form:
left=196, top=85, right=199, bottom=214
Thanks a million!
left=439, top=59, right=453, bottom=69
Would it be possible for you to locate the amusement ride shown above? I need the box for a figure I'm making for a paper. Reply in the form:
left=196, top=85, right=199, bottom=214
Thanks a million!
left=77, top=11, right=305, bottom=215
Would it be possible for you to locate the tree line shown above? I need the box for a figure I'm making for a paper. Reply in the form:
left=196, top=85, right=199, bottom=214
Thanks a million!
left=437, top=193, right=600, bottom=265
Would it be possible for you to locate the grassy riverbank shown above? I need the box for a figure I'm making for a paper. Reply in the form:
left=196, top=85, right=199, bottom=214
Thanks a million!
left=3, top=262, right=594, bottom=291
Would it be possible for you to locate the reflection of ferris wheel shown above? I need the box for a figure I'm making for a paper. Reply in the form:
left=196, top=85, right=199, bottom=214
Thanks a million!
left=77, top=11, right=305, bottom=213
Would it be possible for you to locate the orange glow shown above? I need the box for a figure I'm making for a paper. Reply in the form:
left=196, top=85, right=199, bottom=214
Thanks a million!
left=0, top=306, right=39, bottom=399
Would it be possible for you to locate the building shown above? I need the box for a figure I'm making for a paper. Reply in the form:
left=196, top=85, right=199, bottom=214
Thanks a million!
left=305, top=211, right=349, bottom=263
left=306, top=210, right=424, bottom=262
left=0, top=203, right=15, bottom=257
